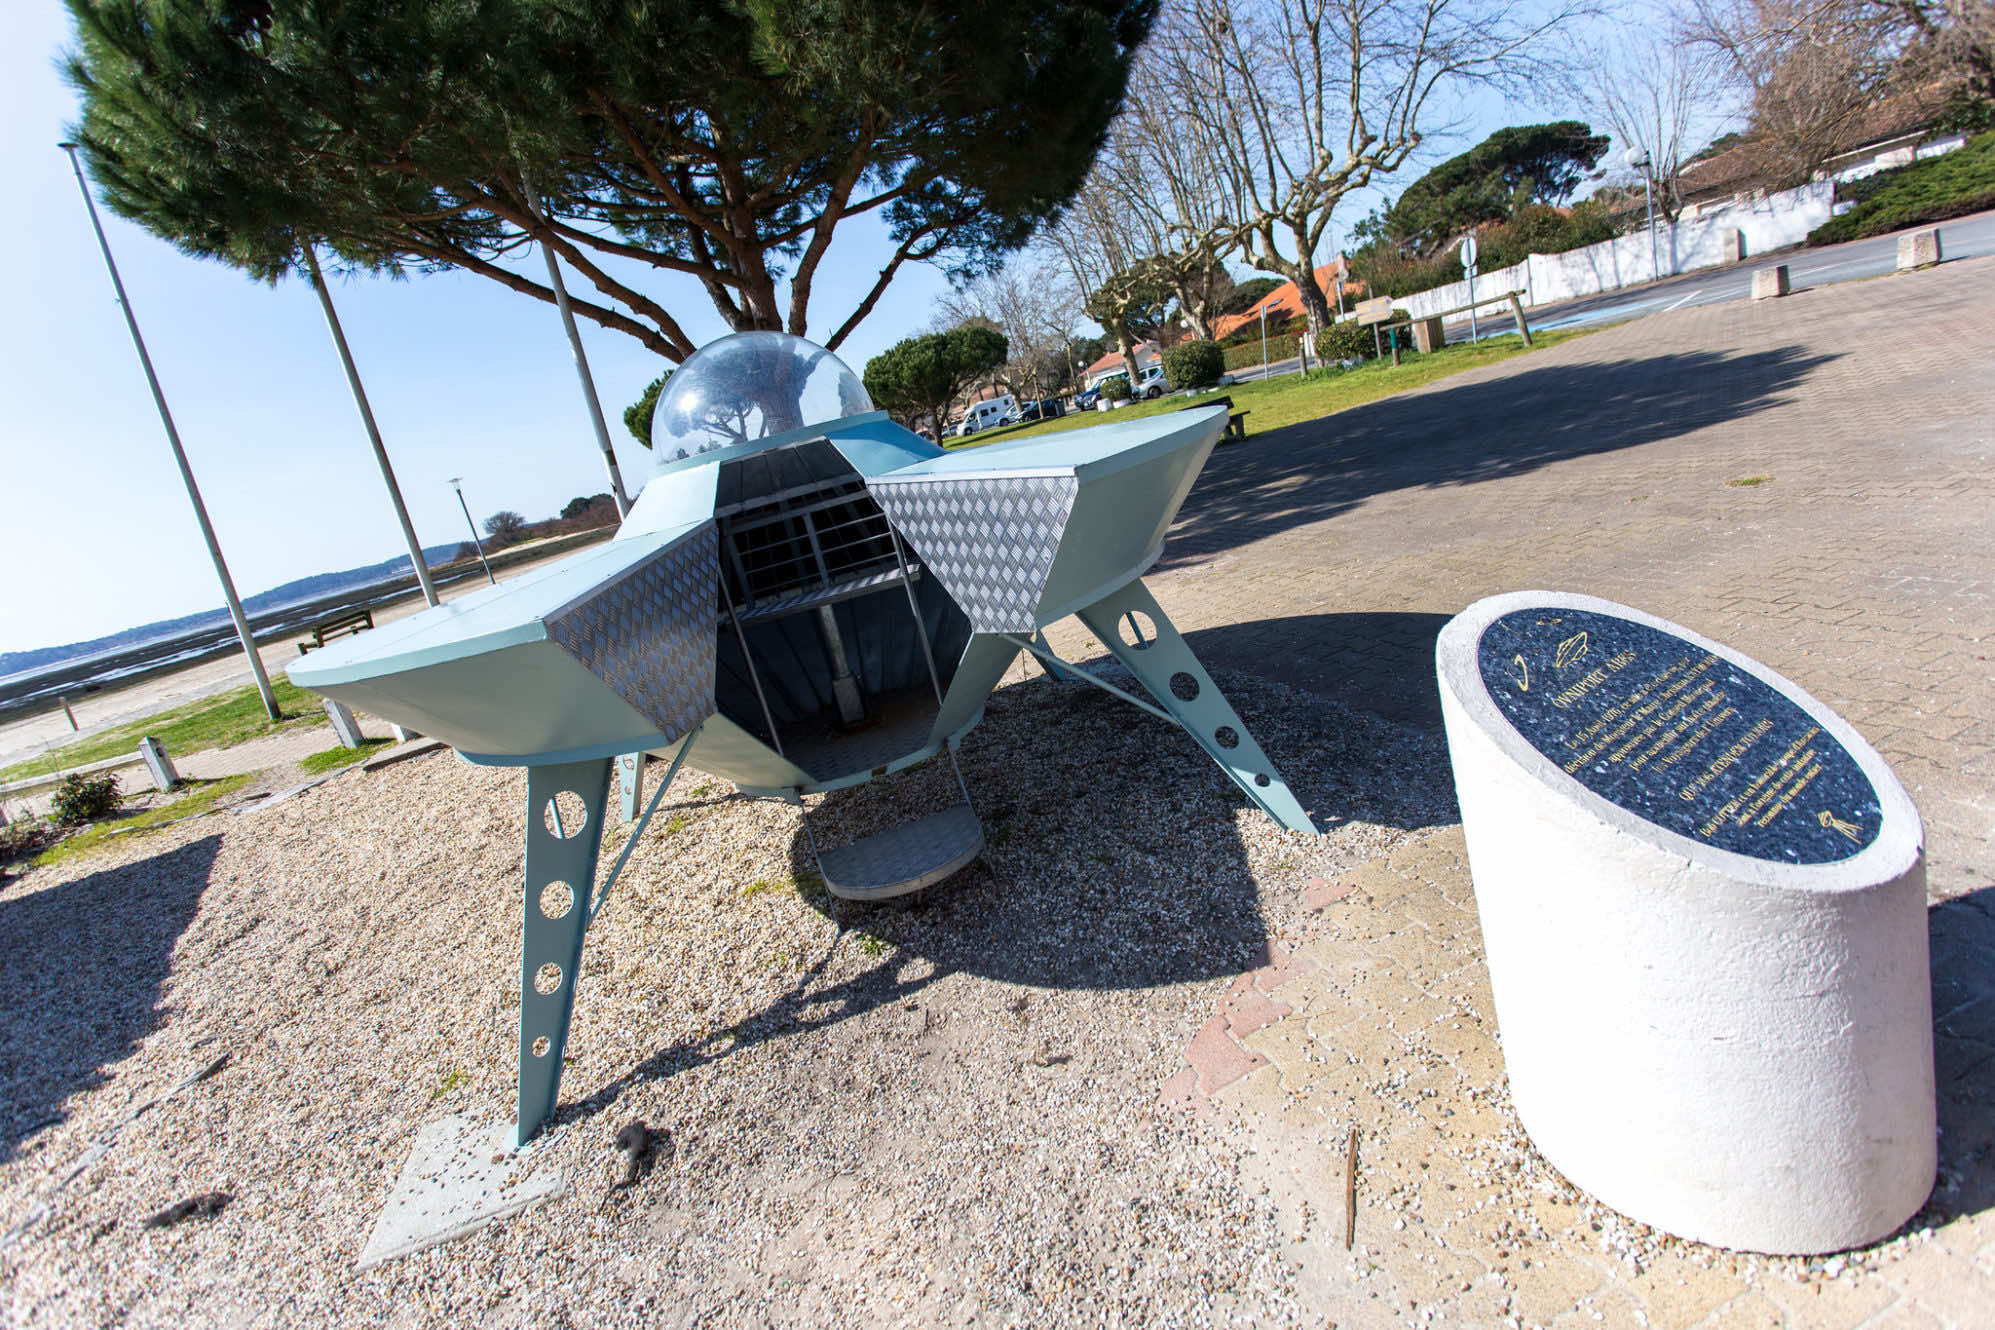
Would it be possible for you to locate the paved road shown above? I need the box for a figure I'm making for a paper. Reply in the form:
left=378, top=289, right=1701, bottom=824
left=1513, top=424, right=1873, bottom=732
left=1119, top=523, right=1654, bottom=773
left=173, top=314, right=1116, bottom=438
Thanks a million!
left=1464, top=208, right=1995, bottom=338
left=1226, top=208, right=1995, bottom=378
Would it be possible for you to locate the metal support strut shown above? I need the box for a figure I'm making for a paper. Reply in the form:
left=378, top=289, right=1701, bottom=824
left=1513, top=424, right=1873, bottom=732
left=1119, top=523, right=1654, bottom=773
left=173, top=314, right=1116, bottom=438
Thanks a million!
left=1073, top=580, right=1317, bottom=835
left=516, top=758, right=613, bottom=1147
left=514, top=734, right=700, bottom=1147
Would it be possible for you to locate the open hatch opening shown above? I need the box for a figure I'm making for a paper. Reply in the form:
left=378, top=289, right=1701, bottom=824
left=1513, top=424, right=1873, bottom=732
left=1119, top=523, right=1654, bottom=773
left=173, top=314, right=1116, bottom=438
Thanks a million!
left=711, top=440, right=970, bottom=782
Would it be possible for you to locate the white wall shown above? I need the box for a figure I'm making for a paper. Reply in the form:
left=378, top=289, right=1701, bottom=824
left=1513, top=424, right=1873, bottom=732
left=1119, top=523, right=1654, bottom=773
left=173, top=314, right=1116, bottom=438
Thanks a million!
left=1381, top=180, right=1838, bottom=323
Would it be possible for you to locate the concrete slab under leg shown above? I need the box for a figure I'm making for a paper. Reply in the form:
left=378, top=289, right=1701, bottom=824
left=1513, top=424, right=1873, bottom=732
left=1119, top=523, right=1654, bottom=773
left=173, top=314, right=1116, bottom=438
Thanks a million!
left=356, top=1115, right=568, bottom=1270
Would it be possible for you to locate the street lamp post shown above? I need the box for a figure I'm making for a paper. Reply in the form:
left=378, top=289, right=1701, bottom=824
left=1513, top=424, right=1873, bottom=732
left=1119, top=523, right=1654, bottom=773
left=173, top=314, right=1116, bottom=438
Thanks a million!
left=304, top=247, right=440, bottom=609
left=447, top=478, right=497, bottom=586
left=1626, top=147, right=1661, bottom=282
left=59, top=142, right=281, bottom=721
left=1259, top=304, right=1269, bottom=381
left=521, top=177, right=631, bottom=518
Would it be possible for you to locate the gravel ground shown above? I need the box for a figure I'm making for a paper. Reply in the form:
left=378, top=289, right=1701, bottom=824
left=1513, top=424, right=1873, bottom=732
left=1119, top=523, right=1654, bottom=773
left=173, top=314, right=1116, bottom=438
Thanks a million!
left=0, top=665, right=1455, bottom=1328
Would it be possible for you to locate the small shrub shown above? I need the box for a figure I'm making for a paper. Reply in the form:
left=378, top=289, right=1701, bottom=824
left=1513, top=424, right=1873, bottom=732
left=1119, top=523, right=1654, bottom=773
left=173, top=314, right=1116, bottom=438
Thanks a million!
left=1314, top=317, right=1410, bottom=363
left=1161, top=339, right=1224, bottom=390
left=50, top=772, right=121, bottom=826
left=1, top=815, right=58, bottom=862
left=1101, top=376, right=1132, bottom=402
left=1315, top=319, right=1376, bottom=363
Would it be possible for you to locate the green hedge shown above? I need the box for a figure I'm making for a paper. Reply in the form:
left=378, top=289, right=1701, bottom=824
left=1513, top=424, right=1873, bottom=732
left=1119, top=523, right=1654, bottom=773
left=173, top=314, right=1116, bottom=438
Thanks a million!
left=1218, top=315, right=1305, bottom=348
left=1808, top=131, right=1995, bottom=246
left=1223, top=333, right=1301, bottom=370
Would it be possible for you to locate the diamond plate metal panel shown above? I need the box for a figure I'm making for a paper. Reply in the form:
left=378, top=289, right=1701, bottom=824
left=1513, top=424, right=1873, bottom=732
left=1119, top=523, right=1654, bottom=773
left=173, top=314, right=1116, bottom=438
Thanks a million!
left=815, top=803, right=985, bottom=900
left=868, top=475, right=1078, bottom=632
left=544, top=524, right=719, bottom=742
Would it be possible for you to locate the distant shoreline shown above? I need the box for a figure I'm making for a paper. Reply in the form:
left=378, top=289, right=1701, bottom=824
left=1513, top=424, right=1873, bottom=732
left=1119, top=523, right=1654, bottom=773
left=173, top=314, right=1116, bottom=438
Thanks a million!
left=0, top=526, right=617, bottom=721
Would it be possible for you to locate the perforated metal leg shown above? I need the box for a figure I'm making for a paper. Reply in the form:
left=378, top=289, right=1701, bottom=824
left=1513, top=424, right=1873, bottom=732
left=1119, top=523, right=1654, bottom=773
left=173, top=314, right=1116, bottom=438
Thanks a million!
left=516, top=758, right=614, bottom=1147
left=616, top=752, right=644, bottom=823
left=1075, top=580, right=1317, bottom=835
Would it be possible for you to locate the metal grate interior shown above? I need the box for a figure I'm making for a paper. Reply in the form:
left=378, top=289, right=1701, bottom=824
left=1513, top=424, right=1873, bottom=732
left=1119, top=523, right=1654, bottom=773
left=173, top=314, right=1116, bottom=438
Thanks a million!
left=717, top=473, right=900, bottom=613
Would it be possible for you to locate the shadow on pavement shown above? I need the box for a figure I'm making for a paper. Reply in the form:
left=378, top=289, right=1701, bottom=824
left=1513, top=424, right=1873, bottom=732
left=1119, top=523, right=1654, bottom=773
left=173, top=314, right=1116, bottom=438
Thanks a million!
left=0, top=835, right=220, bottom=1163
left=1165, top=344, right=1838, bottom=568
left=1181, top=611, right=1458, bottom=730
left=1924, top=885, right=1995, bottom=1225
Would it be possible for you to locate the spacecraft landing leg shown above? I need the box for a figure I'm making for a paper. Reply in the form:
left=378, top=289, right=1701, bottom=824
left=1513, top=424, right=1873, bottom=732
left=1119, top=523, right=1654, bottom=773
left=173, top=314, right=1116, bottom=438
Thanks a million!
left=1074, top=580, right=1316, bottom=835
left=516, top=758, right=614, bottom=1148
left=616, top=751, right=645, bottom=823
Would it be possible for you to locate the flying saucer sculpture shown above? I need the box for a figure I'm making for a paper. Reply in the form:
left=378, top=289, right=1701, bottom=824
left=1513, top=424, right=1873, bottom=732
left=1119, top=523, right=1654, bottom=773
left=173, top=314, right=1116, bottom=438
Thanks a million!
left=291, top=332, right=1316, bottom=1145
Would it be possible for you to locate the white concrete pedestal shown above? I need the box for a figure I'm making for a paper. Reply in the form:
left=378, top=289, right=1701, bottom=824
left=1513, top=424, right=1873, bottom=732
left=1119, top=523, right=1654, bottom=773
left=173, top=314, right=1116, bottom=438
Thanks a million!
left=1437, top=591, right=1933, bottom=1254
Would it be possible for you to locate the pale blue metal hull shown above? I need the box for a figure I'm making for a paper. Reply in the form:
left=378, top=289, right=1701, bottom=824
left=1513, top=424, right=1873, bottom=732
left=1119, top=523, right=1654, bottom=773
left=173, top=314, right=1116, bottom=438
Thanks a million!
left=286, top=397, right=1312, bottom=1148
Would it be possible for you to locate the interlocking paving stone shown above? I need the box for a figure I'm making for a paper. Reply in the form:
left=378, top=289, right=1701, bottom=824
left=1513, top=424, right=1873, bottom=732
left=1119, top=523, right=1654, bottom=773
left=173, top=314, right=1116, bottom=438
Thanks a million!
left=1054, top=256, right=1995, bottom=902
left=1154, top=275, right=1995, bottom=1313
left=1167, top=817, right=1995, bottom=1327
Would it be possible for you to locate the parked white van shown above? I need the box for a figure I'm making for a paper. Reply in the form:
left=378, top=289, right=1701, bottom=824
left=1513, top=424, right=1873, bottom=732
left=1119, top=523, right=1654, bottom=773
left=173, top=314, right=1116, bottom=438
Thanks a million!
left=955, top=395, right=1015, bottom=436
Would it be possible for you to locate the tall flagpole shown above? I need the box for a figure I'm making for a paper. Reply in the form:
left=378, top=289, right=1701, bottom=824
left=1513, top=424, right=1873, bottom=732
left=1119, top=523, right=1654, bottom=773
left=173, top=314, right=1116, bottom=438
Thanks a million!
left=305, top=247, right=441, bottom=607
left=60, top=143, right=281, bottom=721
left=520, top=176, right=631, bottom=517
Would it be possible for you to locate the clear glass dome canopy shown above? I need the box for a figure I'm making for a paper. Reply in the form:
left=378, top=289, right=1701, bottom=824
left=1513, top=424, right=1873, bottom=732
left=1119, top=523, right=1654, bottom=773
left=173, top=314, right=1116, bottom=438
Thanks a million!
left=650, top=331, right=873, bottom=469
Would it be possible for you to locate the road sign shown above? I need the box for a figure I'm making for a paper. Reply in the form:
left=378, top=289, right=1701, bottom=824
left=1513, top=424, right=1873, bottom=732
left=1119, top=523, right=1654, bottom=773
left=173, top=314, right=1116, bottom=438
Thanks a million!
left=1459, top=234, right=1479, bottom=269
left=1356, top=297, right=1394, bottom=325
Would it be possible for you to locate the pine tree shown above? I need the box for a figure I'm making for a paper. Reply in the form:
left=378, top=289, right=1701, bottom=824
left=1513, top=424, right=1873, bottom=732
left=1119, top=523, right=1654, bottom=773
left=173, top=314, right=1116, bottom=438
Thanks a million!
left=64, top=0, right=1157, bottom=361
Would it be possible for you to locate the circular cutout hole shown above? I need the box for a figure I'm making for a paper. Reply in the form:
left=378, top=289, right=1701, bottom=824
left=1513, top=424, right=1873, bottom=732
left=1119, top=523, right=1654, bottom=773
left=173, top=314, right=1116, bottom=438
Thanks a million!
left=539, top=881, right=574, bottom=920
left=1255, top=773, right=1271, bottom=788
left=1118, top=610, right=1157, bottom=650
left=530, top=1036, right=551, bottom=1058
left=534, top=962, right=563, bottom=995
left=1169, top=672, right=1200, bottom=702
left=1214, top=726, right=1240, bottom=750
left=542, top=791, right=588, bottom=840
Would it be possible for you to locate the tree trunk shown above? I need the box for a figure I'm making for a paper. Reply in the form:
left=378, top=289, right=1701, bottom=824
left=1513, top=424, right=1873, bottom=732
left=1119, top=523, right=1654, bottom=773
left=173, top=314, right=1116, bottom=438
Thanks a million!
left=1175, top=281, right=1216, bottom=341
left=1113, top=322, right=1138, bottom=386
left=1291, top=269, right=1334, bottom=345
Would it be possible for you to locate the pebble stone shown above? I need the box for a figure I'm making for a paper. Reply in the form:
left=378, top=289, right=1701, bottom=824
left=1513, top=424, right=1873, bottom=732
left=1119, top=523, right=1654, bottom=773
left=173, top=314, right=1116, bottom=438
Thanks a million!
left=0, top=666, right=1451, bottom=1326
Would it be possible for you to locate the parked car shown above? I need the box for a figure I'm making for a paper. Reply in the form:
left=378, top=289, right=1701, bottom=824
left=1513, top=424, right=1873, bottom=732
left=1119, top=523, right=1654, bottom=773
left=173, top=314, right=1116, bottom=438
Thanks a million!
left=1133, top=365, right=1168, bottom=399
left=1006, top=398, right=1064, bottom=426
left=1074, top=386, right=1101, bottom=410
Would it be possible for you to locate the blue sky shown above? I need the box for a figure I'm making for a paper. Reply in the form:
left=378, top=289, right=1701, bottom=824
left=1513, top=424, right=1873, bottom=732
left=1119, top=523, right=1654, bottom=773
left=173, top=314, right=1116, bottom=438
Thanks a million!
left=0, top=3, right=1655, bottom=656
left=1, top=3, right=967, bottom=655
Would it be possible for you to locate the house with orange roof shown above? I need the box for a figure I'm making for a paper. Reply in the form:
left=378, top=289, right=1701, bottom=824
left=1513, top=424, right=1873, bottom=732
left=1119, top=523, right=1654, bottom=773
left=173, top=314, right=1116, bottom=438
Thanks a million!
left=1210, top=259, right=1363, bottom=341
left=1080, top=340, right=1163, bottom=390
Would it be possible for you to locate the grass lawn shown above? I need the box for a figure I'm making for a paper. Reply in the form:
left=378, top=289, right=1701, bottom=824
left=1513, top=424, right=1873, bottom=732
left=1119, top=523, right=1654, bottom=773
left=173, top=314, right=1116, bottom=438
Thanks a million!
left=298, top=738, right=393, bottom=774
left=954, top=328, right=1591, bottom=449
left=31, top=773, right=254, bottom=869
left=1, top=676, right=327, bottom=784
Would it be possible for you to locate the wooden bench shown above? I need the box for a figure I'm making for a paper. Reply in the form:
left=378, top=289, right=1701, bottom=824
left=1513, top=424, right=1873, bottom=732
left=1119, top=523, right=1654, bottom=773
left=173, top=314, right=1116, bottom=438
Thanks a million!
left=1180, top=394, right=1252, bottom=442
left=297, top=607, right=375, bottom=655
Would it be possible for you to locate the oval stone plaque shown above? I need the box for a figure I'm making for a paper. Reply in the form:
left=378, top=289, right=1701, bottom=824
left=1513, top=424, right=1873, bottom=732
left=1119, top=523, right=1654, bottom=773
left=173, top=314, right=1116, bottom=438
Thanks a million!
left=1473, top=607, right=1881, bottom=863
